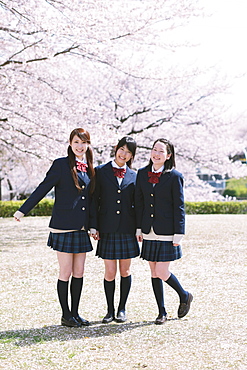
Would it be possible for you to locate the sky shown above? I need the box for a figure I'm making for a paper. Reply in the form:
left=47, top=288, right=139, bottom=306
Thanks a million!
left=187, top=0, right=247, bottom=114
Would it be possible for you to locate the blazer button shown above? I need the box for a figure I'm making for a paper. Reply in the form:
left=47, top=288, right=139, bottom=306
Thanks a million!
left=116, top=210, right=120, bottom=214
left=82, top=207, right=85, bottom=211
left=82, top=185, right=85, bottom=189
left=82, top=196, right=85, bottom=200
left=150, top=214, right=154, bottom=217
left=150, top=193, right=154, bottom=197
left=150, top=204, right=153, bottom=207
left=117, top=200, right=121, bottom=203
left=117, top=189, right=121, bottom=193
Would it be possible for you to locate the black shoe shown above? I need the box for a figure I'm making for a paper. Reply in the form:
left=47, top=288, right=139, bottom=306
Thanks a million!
left=75, top=315, right=90, bottom=326
left=61, top=317, right=81, bottom=327
left=115, top=310, right=127, bottom=323
left=178, top=292, right=193, bottom=318
left=102, top=312, right=115, bottom=323
left=155, top=313, right=167, bottom=325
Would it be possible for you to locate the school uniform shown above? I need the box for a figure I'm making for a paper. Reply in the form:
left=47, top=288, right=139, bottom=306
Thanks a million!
left=92, top=161, right=139, bottom=260
left=135, top=164, right=185, bottom=262
left=135, top=162, right=193, bottom=321
left=17, top=156, right=93, bottom=253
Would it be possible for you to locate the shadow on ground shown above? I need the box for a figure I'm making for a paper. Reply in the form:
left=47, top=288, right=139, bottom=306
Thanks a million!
left=0, top=319, right=178, bottom=346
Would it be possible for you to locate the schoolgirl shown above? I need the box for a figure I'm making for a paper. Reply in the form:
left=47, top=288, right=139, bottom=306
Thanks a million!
left=91, top=136, right=139, bottom=323
left=135, top=138, right=193, bottom=324
left=14, top=128, right=95, bottom=327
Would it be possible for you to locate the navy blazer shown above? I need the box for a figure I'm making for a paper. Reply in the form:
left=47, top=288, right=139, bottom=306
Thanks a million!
left=19, top=157, right=92, bottom=231
left=135, top=165, right=185, bottom=235
left=91, top=161, right=137, bottom=234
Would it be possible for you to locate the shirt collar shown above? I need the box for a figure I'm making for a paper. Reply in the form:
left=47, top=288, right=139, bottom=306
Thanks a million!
left=112, top=160, right=127, bottom=170
left=152, top=165, right=164, bottom=173
left=76, top=157, right=87, bottom=164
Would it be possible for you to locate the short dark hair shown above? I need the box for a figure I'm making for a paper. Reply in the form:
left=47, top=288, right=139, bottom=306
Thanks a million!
left=115, top=136, right=137, bottom=168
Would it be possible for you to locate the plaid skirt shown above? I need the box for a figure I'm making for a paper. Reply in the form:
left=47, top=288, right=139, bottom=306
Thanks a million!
left=96, top=233, right=140, bottom=260
left=141, top=240, right=182, bottom=262
left=47, top=230, right=93, bottom=254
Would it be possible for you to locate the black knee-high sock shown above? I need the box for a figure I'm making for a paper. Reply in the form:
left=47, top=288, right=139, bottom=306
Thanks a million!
left=117, top=275, right=132, bottom=313
left=57, top=279, right=71, bottom=319
left=165, top=273, right=188, bottom=303
left=104, top=279, right=115, bottom=314
left=151, top=277, right=167, bottom=316
left=70, top=276, right=83, bottom=317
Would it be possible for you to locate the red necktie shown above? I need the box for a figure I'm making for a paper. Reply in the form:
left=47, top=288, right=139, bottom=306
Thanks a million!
left=148, top=171, right=162, bottom=184
left=76, top=161, right=88, bottom=172
left=112, top=167, right=126, bottom=178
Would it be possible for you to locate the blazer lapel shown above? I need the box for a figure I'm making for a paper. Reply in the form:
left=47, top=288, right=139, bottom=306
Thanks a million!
left=103, top=162, right=119, bottom=187
left=121, top=167, right=134, bottom=189
left=155, top=171, right=171, bottom=187
left=77, top=171, right=90, bottom=187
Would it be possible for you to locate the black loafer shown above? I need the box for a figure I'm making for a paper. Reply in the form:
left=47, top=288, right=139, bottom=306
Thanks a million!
left=61, top=317, right=81, bottom=327
left=178, top=292, right=193, bottom=318
left=102, top=312, right=115, bottom=323
left=155, top=313, right=167, bottom=325
left=75, top=315, right=90, bottom=326
left=115, top=310, right=127, bottom=323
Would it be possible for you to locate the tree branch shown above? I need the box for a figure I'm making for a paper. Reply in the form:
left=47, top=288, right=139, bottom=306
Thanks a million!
left=0, top=43, right=80, bottom=67
left=53, top=44, right=80, bottom=57
left=119, top=107, right=152, bottom=123
left=0, top=1, right=30, bottom=20
left=0, top=138, right=43, bottom=158
left=0, top=26, right=44, bottom=35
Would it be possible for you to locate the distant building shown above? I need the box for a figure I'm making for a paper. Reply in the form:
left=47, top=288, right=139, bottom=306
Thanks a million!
left=230, top=147, right=247, bottom=164
left=196, top=170, right=227, bottom=194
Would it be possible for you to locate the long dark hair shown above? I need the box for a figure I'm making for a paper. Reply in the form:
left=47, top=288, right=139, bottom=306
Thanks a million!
left=115, top=136, right=137, bottom=168
left=67, top=128, right=95, bottom=193
left=149, top=138, right=176, bottom=171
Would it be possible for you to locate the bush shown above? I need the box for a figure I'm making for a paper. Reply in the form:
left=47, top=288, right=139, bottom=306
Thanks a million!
left=0, top=199, right=54, bottom=218
left=185, top=201, right=247, bottom=214
left=223, top=177, right=247, bottom=198
left=1, top=199, right=247, bottom=218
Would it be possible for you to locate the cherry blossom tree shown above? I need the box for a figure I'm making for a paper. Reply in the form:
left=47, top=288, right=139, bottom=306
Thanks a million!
left=0, top=0, right=245, bottom=200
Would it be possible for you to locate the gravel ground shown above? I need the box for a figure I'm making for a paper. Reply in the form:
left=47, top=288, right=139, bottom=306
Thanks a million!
left=0, top=214, right=246, bottom=370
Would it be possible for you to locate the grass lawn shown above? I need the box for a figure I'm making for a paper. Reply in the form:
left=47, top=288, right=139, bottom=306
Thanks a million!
left=0, top=215, right=246, bottom=369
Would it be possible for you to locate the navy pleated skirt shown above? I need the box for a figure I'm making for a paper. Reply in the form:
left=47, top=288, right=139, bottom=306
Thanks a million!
left=96, top=233, right=140, bottom=260
left=141, top=240, right=182, bottom=262
left=47, top=230, right=93, bottom=253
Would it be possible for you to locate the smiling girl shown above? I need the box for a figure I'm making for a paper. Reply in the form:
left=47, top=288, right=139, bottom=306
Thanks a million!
left=91, top=136, right=139, bottom=323
left=135, top=138, right=193, bottom=324
left=14, top=128, right=95, bottom=327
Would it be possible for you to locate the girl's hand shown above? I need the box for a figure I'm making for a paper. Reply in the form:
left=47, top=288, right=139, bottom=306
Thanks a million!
left=136, top=234, right=143, bottom=242
left=90, top=228, right=99, bottom=240
left=13, top=211, right=24, bottom=222
left=94, top=231, right=100, bottom=240
left=90, top=230, right=100, bottom=240
left=173, top=243, right=179, bottom=247
left=136, top=228, right=143, bottom=242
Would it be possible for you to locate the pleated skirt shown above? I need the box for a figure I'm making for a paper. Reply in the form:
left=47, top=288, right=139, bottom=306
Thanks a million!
left=96, top=233, right=140, bottom=260
left=47, top=230, right=93, bottom=253
left=141, top=240, right=182, bottom=262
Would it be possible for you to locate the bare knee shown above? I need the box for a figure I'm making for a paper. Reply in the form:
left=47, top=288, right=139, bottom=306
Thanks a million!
left=119, top=260, right=131, bottom=277
left=72, top=268, right=84, bottom=279
left=155, top=262, right=171, bottom=281
left=104, top=260, right=117, bottom=281
left=119, top=267, right=130, bottom=277
left=59, top=269, right=72, bottom=281
left=72, top=253, right=86, bottom=278
left=105, top=270, right=116, bottom=281
left=158, top=271, right=170, bottom=281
